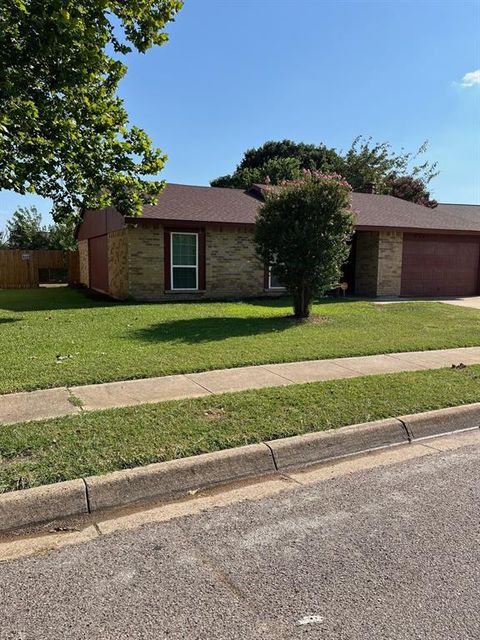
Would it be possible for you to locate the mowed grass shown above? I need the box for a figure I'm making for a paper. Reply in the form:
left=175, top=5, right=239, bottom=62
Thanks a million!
left=1, top=365, right=480, bottom=493
left=1, top=287, right=480, bottom=394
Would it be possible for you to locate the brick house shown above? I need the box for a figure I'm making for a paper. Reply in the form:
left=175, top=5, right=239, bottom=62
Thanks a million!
left=76, top=183, right=480, bottom=301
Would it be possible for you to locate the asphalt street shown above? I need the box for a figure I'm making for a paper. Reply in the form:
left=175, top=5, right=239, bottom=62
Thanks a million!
left=1, top=438, right=479, bottom=639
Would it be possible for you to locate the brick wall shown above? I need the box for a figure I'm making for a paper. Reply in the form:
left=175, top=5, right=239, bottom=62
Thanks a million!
left=354, top=230, right=403, bottom=297
left=205, top=226, right=267, bottom=298
left=355, top=232, right=379, bottom=296
left=108, top=229, right=129, bottom=299
left=78, top=239, right=89, bottom=287
left=127, top=226, right=165, bottom=300
left=377, top=231, right=403, bottom=296
left=124, top=224, right=278, bottom=301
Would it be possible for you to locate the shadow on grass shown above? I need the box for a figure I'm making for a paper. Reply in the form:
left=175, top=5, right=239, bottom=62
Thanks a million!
left=0, top=318, right=20, bottom=325
left=0, top=287, right=124, bottom=313
left=131, top=315, right=298, bottom=345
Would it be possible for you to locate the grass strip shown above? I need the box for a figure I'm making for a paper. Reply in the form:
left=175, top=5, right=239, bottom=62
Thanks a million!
left=1, top=365, right=479, bottom=493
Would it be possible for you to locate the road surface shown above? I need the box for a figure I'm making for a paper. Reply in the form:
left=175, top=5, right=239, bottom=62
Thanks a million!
left=1, top=432, right=479, bottom=639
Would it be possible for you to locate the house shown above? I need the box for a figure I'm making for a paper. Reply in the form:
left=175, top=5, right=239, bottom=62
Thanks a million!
left=75, top=183, right=480, bottom=300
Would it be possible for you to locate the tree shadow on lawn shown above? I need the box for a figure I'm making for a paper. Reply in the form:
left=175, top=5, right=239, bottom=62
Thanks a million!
left=130, top=315, right=302, bottom=345
left=0, top=318, right=20, bottom=326
left=0, top=287, right=128, bottom=313
left=129, top=297, right=363, bottom=346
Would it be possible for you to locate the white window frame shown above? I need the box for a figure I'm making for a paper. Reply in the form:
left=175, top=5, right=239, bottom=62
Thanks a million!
left=268, top=263, right=286, bottom=290
left=171, top=232, right=199, bottom=291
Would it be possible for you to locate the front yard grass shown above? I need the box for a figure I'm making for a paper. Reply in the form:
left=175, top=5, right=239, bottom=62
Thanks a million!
left=1, top=365, right=480, bottom=493
left=1, top=287, right=480, bottom=394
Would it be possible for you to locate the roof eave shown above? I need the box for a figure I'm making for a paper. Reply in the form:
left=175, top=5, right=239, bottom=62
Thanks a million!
left=355, top=225, right=480, bottom=235
left=124, top=216, right=256, bottom=229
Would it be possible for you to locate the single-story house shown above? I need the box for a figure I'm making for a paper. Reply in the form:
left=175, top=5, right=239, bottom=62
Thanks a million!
left=75, top=183, right=480, bottom=300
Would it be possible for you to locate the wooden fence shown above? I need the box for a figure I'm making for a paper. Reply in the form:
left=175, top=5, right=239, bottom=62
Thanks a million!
left=0, top=250, right=80, bottom=289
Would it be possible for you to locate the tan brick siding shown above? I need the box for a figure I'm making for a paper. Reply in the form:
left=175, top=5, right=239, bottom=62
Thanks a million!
left=127, top=226, right=165, bottom=300
left=355, top=232, right=379, bottom=296
left=205, top=226, right=266, bottom=298
left=78, top=239, right=89, bottom=287
left=354, top=230, right=403, bottom=297
left=377, top=231, right=403, bottom=296
left=108, top=229, right=129, bottom=299
left=124, top=224, right=277, bottom=302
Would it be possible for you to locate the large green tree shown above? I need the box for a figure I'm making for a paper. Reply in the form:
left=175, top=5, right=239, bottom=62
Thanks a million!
left=0, top=0, right=183, bottom=221
left=212, top=140, right=340, bottom=188
left=212, top=137, right=438, bottom=208
left=255, top=172, right=355, bottom=319
left=4, top=206, right=49, bottom=249
left=336, top=137, right=438, bottom=207
left=3, top=205, right=78, bottom=250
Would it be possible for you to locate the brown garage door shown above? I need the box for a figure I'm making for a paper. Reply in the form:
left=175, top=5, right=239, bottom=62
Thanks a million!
left=401, top=234, right=480, bottom=297
left=89, top=235, right=109, bottom=293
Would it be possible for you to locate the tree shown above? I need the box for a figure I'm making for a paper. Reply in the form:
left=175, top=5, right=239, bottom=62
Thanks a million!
left=212, top=157, right=303, bottom=189
left=47, top=217, right=78, bottom=250
left=3, top=206, right=77, bottom=249
left=211, top=137, right=438, bottom=208
left=336, top=137, right=438, bottom=203
left=255, top=172, right=355, bottom=319
left=5, top=206, right=49, bottom=249
left=385, top=174, right=437, bottom=208
left=0, top=1, right=183, bottom=221
left=211, top=140, right=340, bottom=188
left=238, top=140, right=340, bottom=171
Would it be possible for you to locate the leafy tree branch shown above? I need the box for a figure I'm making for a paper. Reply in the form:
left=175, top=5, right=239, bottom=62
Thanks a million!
left=0, top=0, right=183, bottom=221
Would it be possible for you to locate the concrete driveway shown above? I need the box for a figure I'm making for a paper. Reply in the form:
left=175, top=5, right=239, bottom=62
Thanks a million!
left=439, top=296, right=480, bottom=309
left=374, top=296, right=480, bottom=309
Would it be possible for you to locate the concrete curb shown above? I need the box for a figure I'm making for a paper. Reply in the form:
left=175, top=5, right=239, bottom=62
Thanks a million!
left=84, top=443, right=275, bottom=513
left=0, top=479, right=88, bottom=532
left=266, top=418, right=407, bottom=470
left=1, top=404, right=479, bottom=533
left=398, top=403, right=480, bottom=440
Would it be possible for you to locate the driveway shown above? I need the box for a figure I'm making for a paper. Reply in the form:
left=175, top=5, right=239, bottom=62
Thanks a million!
left=374, top=296, right=480, bottom=309
left=439, top=296, right=480, bottom=309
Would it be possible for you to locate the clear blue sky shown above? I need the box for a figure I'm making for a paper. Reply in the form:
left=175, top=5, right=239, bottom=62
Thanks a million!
left=1, top=0, right=479, bottom=228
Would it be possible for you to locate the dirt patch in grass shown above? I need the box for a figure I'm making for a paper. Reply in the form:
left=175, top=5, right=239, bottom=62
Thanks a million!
left=203, top=406, right=226, bottom=420
left=284, top=314, right=329, bottom=324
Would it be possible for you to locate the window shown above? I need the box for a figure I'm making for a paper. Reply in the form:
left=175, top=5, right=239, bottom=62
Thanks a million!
left=171, top=232, right=198, bottom=290
left=268, top=262, right=285, bottom=290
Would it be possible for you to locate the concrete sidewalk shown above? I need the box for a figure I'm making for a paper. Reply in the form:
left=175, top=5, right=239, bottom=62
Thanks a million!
left=2, top=346, right=480, bottom=426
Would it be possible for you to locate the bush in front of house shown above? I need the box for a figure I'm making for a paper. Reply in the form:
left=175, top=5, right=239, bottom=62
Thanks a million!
left=255, top=171, right=355, bottom=319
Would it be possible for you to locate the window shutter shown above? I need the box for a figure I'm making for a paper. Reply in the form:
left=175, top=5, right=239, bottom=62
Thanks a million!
left=198, top=229, right=206, bottom=290
left=164, top=230, right=171, bottom=290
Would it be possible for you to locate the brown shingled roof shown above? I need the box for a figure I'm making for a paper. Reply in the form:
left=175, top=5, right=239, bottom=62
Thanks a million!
left=123, top=183, right=480, bottom=234
left=128, top=183, right=260, bottom=226
left=351, top=194, right=480, bottom=232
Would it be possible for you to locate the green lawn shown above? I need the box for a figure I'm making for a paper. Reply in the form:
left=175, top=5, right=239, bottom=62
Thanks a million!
left=1, top=287, right=480, bottom=394
left=1, top=365, right=479, bottom=493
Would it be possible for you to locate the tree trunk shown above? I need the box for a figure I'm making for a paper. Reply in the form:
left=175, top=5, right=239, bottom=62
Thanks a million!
left=293, top=286, right=311, bottom=319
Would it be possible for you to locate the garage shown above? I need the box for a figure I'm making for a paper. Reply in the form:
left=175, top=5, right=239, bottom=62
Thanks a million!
left=401, top=233, right=480, bottom=297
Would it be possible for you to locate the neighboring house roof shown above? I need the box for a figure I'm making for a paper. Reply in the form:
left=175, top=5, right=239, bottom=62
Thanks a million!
left=77, top=183, right=480, bottom=239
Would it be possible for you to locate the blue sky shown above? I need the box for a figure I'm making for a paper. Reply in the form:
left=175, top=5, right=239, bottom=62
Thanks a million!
left=1, top=0, right=479, bottom=228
